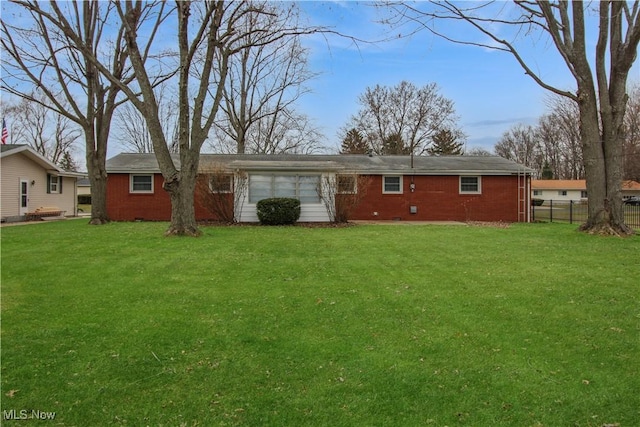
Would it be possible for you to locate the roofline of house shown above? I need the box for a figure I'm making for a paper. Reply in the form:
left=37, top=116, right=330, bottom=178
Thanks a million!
left=1, top=144, right=85, bottom=178
left=107, top=167, right=531, bottom=176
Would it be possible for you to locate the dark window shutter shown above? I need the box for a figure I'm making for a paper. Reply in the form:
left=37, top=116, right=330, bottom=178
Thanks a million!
left=47, top=174, right=51, bottom=194
left=59, top=176, right=63, bottom=194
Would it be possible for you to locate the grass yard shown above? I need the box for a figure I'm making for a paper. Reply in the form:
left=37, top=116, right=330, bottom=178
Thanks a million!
left=1, top=221, right=638, bottom=426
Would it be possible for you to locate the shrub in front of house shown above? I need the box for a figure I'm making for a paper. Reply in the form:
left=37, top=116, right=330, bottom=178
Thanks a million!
left=532, top=198, right=544, bottom=206
left=256, top=198, right=301, bottom=225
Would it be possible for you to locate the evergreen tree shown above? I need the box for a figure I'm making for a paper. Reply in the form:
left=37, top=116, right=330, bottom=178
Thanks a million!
left=541, top=161, right=554, bottom=179
left=340, top=128, right=369, bottom=154
left=427, top=128, right=464, bottom=155
left=381, top=133, right=410, bottom=155
left=58, top=151, right=79, bottom=172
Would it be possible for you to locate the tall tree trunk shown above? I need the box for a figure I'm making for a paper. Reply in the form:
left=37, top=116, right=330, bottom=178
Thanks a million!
left=162, top=151, right=201, bottom=237
left=85, top=133, right=109, bottom=225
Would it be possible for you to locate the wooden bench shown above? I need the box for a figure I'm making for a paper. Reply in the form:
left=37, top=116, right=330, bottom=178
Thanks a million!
left=26, top=207, right=67, bottom=221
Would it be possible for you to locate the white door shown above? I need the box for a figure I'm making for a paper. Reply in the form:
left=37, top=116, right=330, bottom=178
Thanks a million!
left=19, top=179, right=29, bottom=215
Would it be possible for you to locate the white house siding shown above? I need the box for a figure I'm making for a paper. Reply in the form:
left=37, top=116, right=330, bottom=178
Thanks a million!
left=1, top=153, right=77, bottom=220
left=534, top=189, right=585, bottom=203
left=238, top=202, right=330, bottom=222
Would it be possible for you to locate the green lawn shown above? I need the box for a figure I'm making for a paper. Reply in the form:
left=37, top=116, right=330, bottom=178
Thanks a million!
left=1, top=221, right=638, bottom=426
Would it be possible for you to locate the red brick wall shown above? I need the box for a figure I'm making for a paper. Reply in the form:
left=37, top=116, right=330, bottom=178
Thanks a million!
left=349, top=175, right=525, bottom=222
left=107, top=173, right=527, bottom=222
left=106, top=174, right=222, bottom=221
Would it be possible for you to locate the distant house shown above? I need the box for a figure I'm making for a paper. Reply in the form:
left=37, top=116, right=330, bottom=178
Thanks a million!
left=1, top=144, right=83, bottom=222
left=532, top=180, right=587, bottom=203
left=532, top=179, right=640, bottom=202
left=622, top=180, right=640, bottom=199
left=106, top=153, right=533, bottom=223
left=77, top=177, right=91, bottom=197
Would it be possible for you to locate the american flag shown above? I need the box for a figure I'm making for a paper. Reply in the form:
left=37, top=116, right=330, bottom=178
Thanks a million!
left=1, top=118, right=7, bottom=144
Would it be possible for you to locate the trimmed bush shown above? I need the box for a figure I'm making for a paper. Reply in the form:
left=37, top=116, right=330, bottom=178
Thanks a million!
left=532, top=198, right=544, bottom=206
left=256, top=198, right=301, bottom=225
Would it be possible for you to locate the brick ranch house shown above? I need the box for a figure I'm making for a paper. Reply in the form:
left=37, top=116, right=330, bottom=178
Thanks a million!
left=106, top=153, right=533, bottom=223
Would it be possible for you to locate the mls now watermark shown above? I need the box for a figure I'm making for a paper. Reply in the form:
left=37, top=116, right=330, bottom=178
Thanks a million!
left=3, top=409, right=57, bottom=421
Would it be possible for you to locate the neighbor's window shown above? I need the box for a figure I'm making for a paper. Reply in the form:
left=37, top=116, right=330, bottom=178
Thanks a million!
left=581, top=191, right=588, bottom=198
left=533, top=190, right=542, bottom=196
left=249, top=174, right=320, bottom=204
left=130, top=174, right=154, bottom=193
left=209, top=174, right=233, bottom=193
left=558, top=190, right=567, bottom=196
left=459, top=176, right=481, bottom=194
left=383, top=175, right=402, bottom=194
left=48, top=175, right=60, bottom=193
left=337, top=175, right=356, bottom=194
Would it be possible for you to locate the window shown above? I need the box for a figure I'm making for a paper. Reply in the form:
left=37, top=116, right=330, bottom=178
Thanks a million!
left=558, top=190, right=567, bottom=196
left=337, top=175, right=356, bottom=194
left=249, top=174, right=320, bottom=204
left=459, top=176, right=481, bottom=194
left=383, top=176, right=402, bottom=194
left=130, top=174, right=153, bottom=193
left=209, top=174, right=233, bottom=193
left=581, top=191, right=588, bottom=198
left=48, top=175, right=60, bottom=193
left=533, top=190, right=542, bottom=196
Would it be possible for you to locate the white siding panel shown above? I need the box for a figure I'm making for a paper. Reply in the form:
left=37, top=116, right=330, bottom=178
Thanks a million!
left=238, top=202, right=329, bottom=223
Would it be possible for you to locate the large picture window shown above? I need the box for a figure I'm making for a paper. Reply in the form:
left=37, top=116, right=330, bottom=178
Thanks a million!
left=459, top=176, right=481, bottom=194
left=249, top=174, right=320, bottom=204
left=130, top=174, right=154, bottom=193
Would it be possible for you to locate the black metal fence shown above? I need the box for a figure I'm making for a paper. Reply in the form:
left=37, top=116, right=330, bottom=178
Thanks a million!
left=531, top=200, right=640, bottom=229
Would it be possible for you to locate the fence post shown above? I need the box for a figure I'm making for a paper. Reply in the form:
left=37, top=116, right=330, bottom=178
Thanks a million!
left=532, top=202, right=535, bottom=222
left=569, top=200, right=573, bottom=224
left=550, top=199, right=553, bottom=223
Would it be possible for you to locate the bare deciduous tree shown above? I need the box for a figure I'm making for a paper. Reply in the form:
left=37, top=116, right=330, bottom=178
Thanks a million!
left=537, top=95, right=583, bottom=180
left=212, top=2, right=321, bottom=155
left=347, top=80, right=462, bottom=155
left=385, top=1, right=640, bottom=235
left=1, top=0, right=136, bottom=225
left=4, top=94, right=81, bottom=166
left=494, top=124, right=543, bottom=176
left=114, top=85, right=179, bottom=154
left=623, top=84, right=640, bottom=181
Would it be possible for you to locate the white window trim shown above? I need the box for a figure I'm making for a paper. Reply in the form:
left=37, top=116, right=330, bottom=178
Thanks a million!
left=130, top=174, right=154, bottom=194
left=49, top=175, right=60, bottom=193
left=382, top=175, right=403, bottom=194
left=459, top=176, right=481, bottom=194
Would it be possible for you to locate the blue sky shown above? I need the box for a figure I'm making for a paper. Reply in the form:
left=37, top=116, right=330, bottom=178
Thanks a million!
left=295, top=1, right=607, bottom=152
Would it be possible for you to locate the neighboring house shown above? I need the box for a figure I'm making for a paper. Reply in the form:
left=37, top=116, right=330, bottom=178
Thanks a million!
left=532, top=179, right=640, bottom=202
left=622, top=180, right=640, bottom=199
left=77, top=177, right=91, bottom=197
left=1, top=144, right=82, bottom=222
left=531, top=180, right=587, bottom=203
left=106, top=153, right=533, bottom=223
